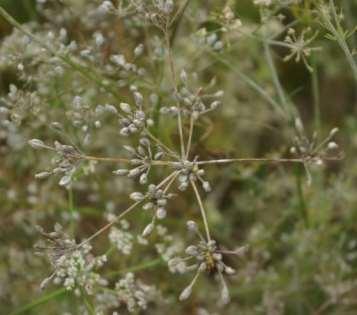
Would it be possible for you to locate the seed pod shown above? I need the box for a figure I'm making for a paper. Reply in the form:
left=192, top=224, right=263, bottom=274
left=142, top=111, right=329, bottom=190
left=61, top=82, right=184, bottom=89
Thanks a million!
left=59, top=174, right=72, bottom=186
left=186, top=220, right=198, bottom=231
left=35, top=171, right=51, bottom=179
left=29, top=139, right=46, bottom=149
left=120, top=102, right=132, bottom=113
left=179, top=285, right=192, bottom=301
left=156, top=208, right=167, bottom=219
left=130, top=192, right=145, bottom=201
left=113, top=169, right=129, bottom=176
left=128, top=167, right=142, bottom=178
left=139, top=173, right=148, bottom=185
left=142, top=223, right=154, bottom=237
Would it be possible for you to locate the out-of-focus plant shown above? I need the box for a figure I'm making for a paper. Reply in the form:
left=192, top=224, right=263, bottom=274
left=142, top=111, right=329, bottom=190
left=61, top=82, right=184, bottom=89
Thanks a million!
left=0, top=0, right=356, bottom=314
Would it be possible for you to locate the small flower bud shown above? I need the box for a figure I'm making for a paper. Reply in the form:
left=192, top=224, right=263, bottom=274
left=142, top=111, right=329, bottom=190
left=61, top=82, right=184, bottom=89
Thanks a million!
left=29, top=139, right=46, bottom=149
left=59, top=174, right=72, bottom=186
left=202, top=181, right=211, bottom=192
left=210, top=101, right=221, bottom=109
left=329, top=127, right=339, bottom=136
left=128, top=167, right=142, bottom=178
left=130, top=192, right=145, bottom=201
left=225, top=266, right=236, bottom=275
left=327, top=141, right=338, bottom=150
left=139, top=173, right=148, bottom=184
left=179, top=286, right=192, bottom=301
left=120, top=102, right=132, bottom=113
left=142, top=223, right=155, bottom=237
left=156, top=208, right=167, bottom=219
left=134, top=44, right=144, bottom=57
left=185, top=245, right=198, bottom=256
left=186, top=220, right=198, bottom=231
left=180, top=69, right=188, bottom=83
left=35, top=171, right=51, bottom=179
left=113, top=169, right=129, bottom=176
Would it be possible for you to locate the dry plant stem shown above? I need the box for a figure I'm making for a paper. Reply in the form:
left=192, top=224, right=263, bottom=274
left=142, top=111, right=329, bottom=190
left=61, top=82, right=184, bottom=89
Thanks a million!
left=145, top=128, right=179, bottom=159
left=261, top=23, right=292, bottom=120
left=190, top=179, right=211, bottom=242
left=79, top=154, right=171, bottom=166
left=75, top=154, right=340, bottom=167
left=77, top=171, right=179, bottom=248
left=169, top=0, right=190, bottom=27
left=163, top=171, right=179, bottom=193
left=77, top=200, right=142, bottom=249
left=185, top=115, right=195, bottom=159
left=196, top=157, right=310, bottom=165
left=164, top=26, right=186, bottom=158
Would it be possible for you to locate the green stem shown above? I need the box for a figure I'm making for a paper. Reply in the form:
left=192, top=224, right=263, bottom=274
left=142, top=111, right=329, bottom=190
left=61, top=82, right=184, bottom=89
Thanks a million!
left=295, top=166, right=308, bottom=226
left=209, top=52, right=286, bottom=119
left=9, top=288, right=67, bottom=315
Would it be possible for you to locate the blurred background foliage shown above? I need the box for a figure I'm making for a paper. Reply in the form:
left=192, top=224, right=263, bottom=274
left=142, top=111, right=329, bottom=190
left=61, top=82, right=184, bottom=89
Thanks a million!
left=1, top=0, right=357, bottom=314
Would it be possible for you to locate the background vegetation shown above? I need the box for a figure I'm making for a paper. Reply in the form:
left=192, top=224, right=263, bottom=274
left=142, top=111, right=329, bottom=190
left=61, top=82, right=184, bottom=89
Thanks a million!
left=1, top=0, right=357, bottom=314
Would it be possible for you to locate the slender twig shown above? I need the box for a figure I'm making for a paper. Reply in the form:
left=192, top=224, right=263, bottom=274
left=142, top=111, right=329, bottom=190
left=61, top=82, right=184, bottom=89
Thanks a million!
left=77, top=171, right=178, bottom=247
left=77, top=200, right=142, bottom=248
left=261, top=10, right=294, bottom=120
left=170, top=0, right=190, bottom=27
left=190, top=179, right=211, bottom=241
left=197, top=155, right=343, bottom=166
left=74, top=153, right=342, bottom=167
left=145, top=128, right=180, bottom=159
left=164, top=25, right=186, bottom=158
left=185, top=115, right=195, bottom=159
left=79, top=154, right=171, bottom=166
left=163, top=171, right=179, bottom=193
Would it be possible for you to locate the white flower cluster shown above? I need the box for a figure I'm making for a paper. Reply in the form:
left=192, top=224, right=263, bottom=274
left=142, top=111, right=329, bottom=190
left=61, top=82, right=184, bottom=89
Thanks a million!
left=161, top=71, right=224, bottom=119
left=114, top=137, right=167, bottom=185
left=291, top=119, right=340, bottom=164
left=114, top=272, right=159, bottom=313
left=168, top=221, right=247, bottom=305
left=194, top=28, right=225, bottom=51
left=36, top=224, right=107, bottom=295
left=174, top=160, right=211, bottom=192
left=154, top=224, right=184, bottom=261
left=109, top=220, right=134, bottom=255
left=118, top=87, right=154, bottom=136
left=52, top=246, right=108, bottom=295
left=29, top=139, right=81, bottom=187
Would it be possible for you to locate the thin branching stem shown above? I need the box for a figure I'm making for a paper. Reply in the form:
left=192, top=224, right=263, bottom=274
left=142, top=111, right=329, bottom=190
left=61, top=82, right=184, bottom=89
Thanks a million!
left=261, top=11, right=294, bottom=120
left=164, top=25, right=186, bottom=158
left=196, top=156, right=342, bottom=166
left=77, top=171, right=178, bottom=248
left=79, top=154, right=172, bottom=166
left=185, top=115, right=195, bottom=160
left=190, top=179, right=211, bottom=242
left=145, top=128, right=180, bottom=159
left=77, top=200, right=143, bottom=248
